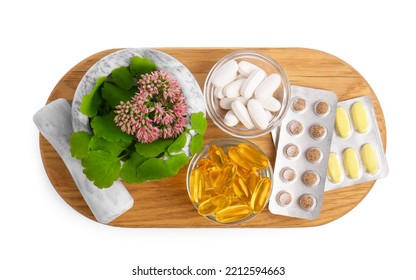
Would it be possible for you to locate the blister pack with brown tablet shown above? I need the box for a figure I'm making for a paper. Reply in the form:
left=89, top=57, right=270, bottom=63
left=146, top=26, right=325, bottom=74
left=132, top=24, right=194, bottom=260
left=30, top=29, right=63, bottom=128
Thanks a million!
left=269, top=86, right=337, bottom=220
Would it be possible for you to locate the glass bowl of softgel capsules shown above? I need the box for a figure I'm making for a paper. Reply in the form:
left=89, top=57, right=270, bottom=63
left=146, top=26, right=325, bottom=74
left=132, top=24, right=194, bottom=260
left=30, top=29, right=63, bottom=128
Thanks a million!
left=186, top=138, right=273, bottom=225
left=204, top=51, right=291, bottom=138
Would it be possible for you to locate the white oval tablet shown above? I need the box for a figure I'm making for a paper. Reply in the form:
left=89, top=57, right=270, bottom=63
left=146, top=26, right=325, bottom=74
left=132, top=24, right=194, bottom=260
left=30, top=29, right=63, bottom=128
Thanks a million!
left=223, top=110, right=239, bottom=127
left=260, top=97, right=281, bottom=112
left=223, top=79, right=246, bottom=98
left=264, top=109, right=274, bottom=121
left=219, top=97, right=248, bottom=110
left=241, top=69, right=266, bottom=99
left=211, top=60, right=238, bottom=87
left=238, top=61, right=260, bottom=77
left=247, top=99, right=269, bottom=130
left=231, top=100, right=255, bottom=129
left=254, top=73, right=281, bottom=100
left=214, top=87, right=224, bottom=99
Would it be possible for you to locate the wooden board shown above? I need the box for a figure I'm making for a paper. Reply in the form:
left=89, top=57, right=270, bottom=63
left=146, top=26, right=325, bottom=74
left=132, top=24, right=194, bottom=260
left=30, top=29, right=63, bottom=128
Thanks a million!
left=39, top=48, right=387, bottom=227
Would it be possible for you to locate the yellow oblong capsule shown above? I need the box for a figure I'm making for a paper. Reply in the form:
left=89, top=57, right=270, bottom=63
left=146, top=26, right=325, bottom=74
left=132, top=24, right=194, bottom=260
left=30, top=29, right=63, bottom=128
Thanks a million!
left=232, top=176, right=250, bottom=203
left=228, top=146, right=252, bottom=170
left=197, top=158, right=214, bottom=169
left=246, top=169, right=260, bottom=193
left=361, top=144, right=379, bottom=175
left=189, top=168, right=205, bottom=204
left=208, top=145, right=228, bottom=167
left=327, top=152, right=343, bottom=184
left=351, top=102, right=369, bottom=133
left=213, top=164, right=236, bottom=194
left=198, top=195, right=231, bottom=215
left=207, top=166, right=220, bottom=185
left=236, top=165, right=250, bottom=178
left=249, top=177, right=272, bottom=213
left=343, top=148, right=361, bottom=179
left=201, top=188, right=216, bottom=203
left=237, top=143, right=269, bottom=169
left=215, top=205, right=252, bottom=223
left=335, top=107, right=351, bottom=138
left=229, top=197, right=243, bottom=206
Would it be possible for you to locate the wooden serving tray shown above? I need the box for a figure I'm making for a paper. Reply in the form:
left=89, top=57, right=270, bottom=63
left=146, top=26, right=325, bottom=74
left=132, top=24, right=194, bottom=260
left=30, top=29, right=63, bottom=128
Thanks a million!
left=39, top=48, right=387, bottom=227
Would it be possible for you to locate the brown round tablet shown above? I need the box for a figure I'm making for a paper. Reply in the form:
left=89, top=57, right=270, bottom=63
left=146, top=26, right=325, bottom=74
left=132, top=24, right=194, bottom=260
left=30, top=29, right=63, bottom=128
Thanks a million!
left=276, top=191, right=293, bottom=207
left=310, top=124, right=327, bottom=139
left=315, top=101, right=330, bottom=116
left=293, top=98, right=307, bottom=111
left=302, top=171, right=320, bottom=187
left=281, top=168, right=296, bottom=182
left=306, top=147, right=322, bottom=163
left=288, top=121, right=304, bottom=135
left=284, top=144, right=300, bottom=158
left=299, top=194, right=316, bottom=210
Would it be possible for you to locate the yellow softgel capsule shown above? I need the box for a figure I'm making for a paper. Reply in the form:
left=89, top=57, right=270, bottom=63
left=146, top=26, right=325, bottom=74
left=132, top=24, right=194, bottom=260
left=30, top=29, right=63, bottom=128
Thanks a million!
left=198, top=195, right=231, bottom=216
left=236, top=166, right=250, bottom=178
left=201, top=188, right=216, bottom=203
left=351, top=102, right=369, bottom=133
left=237, top=143, right=269, bottom=169
left=232, top=176, right=250, bottom=203
left=213, top=164, right=236, bottom=194
left=249, top=177, right=272, bottom=213
left=197, top=158, right=214, bottom=169
left=335, top=107, right=351, bottom=138
left=327, top=152, right=343, bottom=184
left=208, top=145, right=228, bottom=167
left=207, top=166, right=220, bottom=184
left=343, top=148, right=361, bottom=179
left=229, top=197, right=243, bottom=206
left=215, top=205, right=252, bottom=223
left=246, top=169, right=260, bottom=193
left=228, top=146, right=252, bottom=170
left=189, top=168, right=206, bottom=204
left=361, top=143, right=379, bottom=175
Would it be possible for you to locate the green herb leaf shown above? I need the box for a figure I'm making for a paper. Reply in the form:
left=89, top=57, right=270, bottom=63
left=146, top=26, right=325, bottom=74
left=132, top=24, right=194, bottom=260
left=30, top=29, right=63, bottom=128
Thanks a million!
left=111, top=66, right=134, bottom=90
left=81, top=151, right=121, bottom=189
left=166, top=153, right=189, bottom=174
left=167, top=132, right=188, bottom=154
left=80, top=76, right=107, bottom=118
left=191, top=112, right=207, bottom=135
left=89, top=136, right=130, bottom=157
left=190, top=134, right=204, bottom=155
left=97, top=102, right=112, bottom=116
left=130, top=56, right=157, bottom=77
left=135, top=138, right=174, bottom=158
left=135, top=153, right=189, bottom=182
left=70, top=131, right=92, bottom=160
left=136, top=158, right=172, bottom=182
left=120, top=152, right=147, bottom=184
left=91, top=112, right=134, bottom=143
left=102, top=82, right=136, bottom=107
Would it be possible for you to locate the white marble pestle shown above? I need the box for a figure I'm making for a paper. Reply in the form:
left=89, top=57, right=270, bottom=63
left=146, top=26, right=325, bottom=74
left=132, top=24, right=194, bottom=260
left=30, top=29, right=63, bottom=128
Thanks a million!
left=33, top=98, right=134, bottom=224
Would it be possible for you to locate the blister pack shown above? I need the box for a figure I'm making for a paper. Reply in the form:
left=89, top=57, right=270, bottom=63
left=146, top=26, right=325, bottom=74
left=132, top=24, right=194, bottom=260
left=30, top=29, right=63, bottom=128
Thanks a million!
left=325, top=96, right=388, bottom=190
left=269, top=86, right=338, bottom=220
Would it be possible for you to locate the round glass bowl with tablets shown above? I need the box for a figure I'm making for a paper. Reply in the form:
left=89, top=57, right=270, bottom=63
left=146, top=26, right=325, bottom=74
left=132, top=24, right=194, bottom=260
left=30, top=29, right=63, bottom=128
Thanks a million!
left=204, top=51, right=291, bottom=138
left=186, top=138, right=273, bottom=225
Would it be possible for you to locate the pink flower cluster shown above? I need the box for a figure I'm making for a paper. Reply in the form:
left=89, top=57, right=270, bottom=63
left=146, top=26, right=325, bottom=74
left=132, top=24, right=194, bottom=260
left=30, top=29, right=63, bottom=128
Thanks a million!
left=114, top=70, right=188, bottom=143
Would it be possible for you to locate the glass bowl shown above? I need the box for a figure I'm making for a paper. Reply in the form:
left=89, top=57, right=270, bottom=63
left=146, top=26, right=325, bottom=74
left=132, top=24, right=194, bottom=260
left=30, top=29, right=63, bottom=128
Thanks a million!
left=186, top=138, right=273, bottom=225
left=204, top=50, right=291, bottom=138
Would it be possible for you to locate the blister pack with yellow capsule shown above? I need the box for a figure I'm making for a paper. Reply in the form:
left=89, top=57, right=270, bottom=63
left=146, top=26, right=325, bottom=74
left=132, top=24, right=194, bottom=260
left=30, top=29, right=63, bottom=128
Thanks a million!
left=326, top=96, right=389, bottom=190
left=270, top=86, right=338, bottom=220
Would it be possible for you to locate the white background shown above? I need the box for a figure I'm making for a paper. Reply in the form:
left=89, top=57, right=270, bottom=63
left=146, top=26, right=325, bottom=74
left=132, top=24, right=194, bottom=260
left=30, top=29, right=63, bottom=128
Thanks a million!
left=1, top=0, right=415, bottom=279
